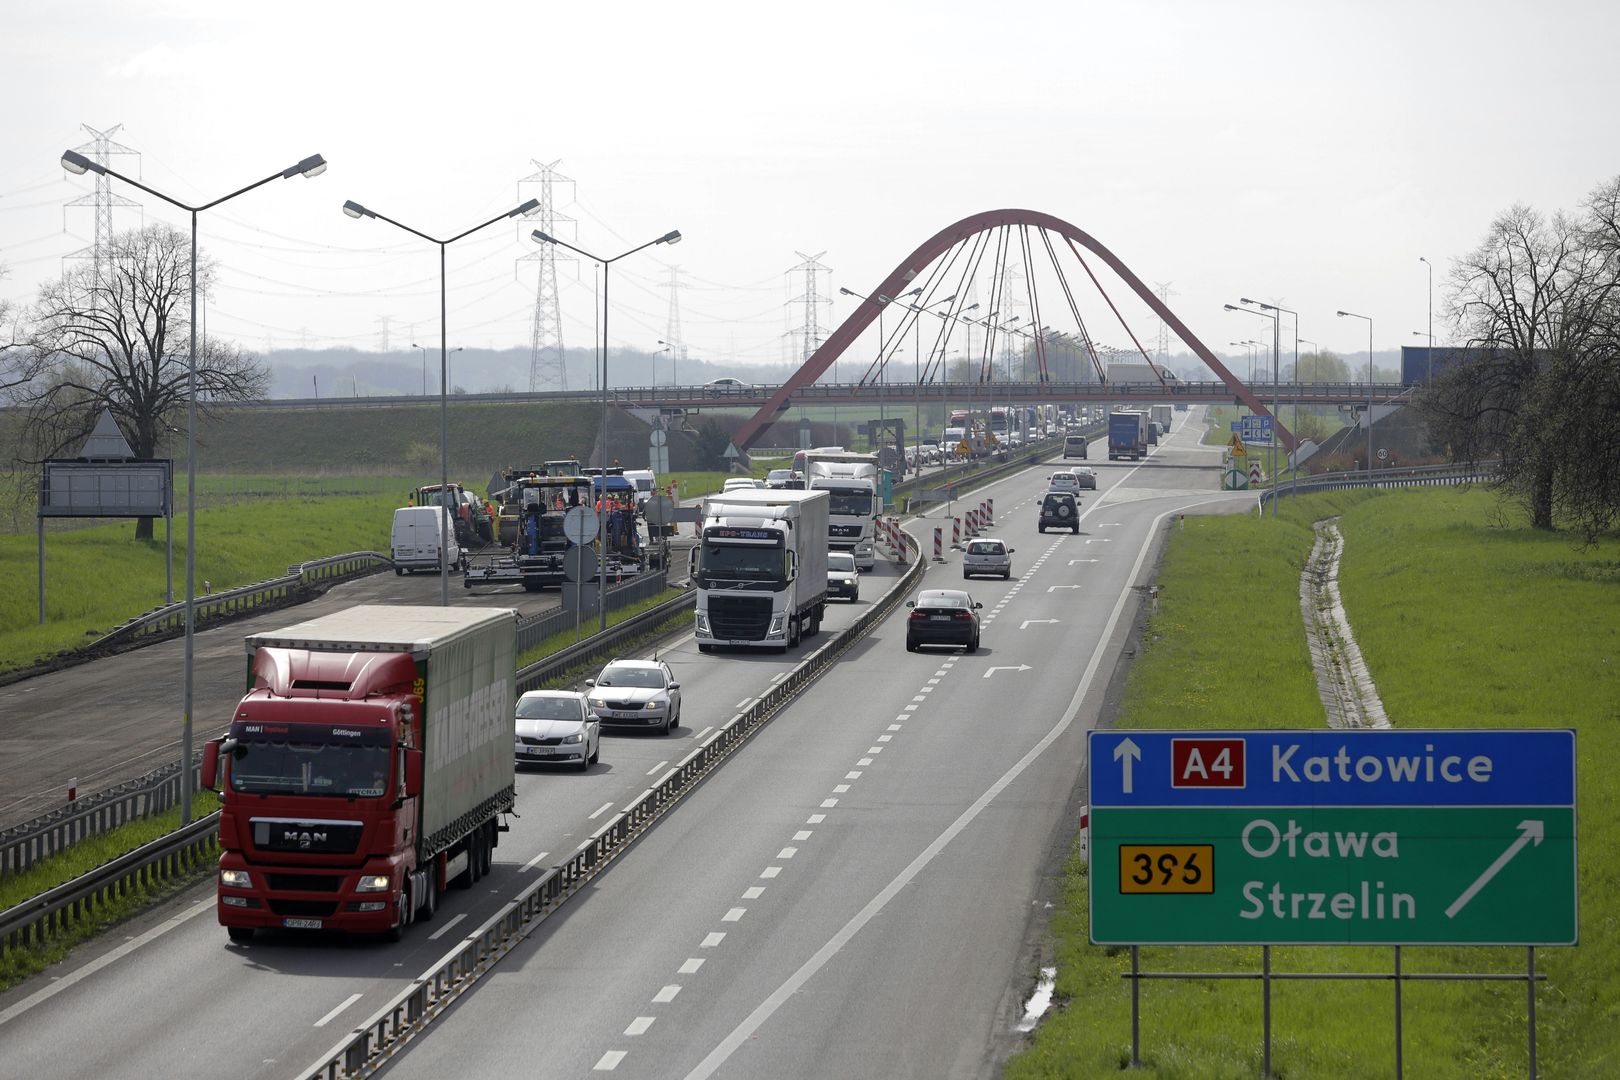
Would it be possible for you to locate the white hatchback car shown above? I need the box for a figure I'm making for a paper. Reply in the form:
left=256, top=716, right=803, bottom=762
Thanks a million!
left=587, top=659, right=682, bottom=735
left=963, top=537, right=1014, bottom=580
left=514, top=690, right=599, bottom=770
left=1048, top=471, right=1082, bottom=493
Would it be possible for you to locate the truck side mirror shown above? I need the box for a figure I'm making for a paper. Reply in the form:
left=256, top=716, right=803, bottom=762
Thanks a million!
left=201, top=738, right=221, bottom=792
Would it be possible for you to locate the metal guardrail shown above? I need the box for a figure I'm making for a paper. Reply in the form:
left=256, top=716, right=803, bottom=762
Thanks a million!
left=517, top=586, right=695, bottom=694
left=0, top=760, right=201, bottom=877
left=514, top=570, right=671, bottom=654
left=1257, top=463, right=1495, bottom=510
left=0, top=813, right=219, bottom=959
left=298, top=531, right=927, bottom=1080
left=86, top=550, right=392, bottom=654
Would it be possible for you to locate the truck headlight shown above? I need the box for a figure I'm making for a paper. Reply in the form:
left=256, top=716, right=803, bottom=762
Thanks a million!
left=769, top=615, right=786, bottom=635
left=220, top=869, right=253, bottom=889
left=695, top=612, right=711, bottom=634
left=356, top=874, right=391, bottom=892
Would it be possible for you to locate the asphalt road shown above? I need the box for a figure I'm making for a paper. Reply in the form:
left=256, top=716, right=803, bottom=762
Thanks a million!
left=0, top=413, right=1247, bottom=1080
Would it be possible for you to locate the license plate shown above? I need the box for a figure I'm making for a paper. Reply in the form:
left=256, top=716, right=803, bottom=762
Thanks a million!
left=521, top=746, right=551, bottom=755
left=930, top=615, right=951, bottom=622
left=283, top=917, right=323, bottom=929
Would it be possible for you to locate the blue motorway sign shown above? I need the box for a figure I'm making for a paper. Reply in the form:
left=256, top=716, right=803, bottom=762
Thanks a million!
left=1238, top=415, right=1272, bottom=443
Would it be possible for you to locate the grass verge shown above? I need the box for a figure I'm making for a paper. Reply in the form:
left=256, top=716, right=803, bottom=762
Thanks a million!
left=516, top=588, right=688, bottom=670
left=0, top=792, right=220, bottom=992
left=1004, top=488, right=1619, bottom=1080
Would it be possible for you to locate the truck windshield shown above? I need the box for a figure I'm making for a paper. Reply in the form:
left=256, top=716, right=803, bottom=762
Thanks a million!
left=822, top=491, right=873, bottom=517
left=697, top=541, right=787, bottom=584
left=228, top=727, right=392, bottom=798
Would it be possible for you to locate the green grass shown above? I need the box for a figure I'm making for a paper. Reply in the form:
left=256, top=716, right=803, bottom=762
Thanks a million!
left=1005, top=489, right=1620, bottom=1080
left=0, top=792, right=220, bottom=991
left=516, top=588, right=687, bottom=670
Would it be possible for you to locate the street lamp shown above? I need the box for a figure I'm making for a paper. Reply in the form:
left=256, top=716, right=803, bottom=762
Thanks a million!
left=411, top=342, right=431, bottom=397
left=1242, top=298, right=1299, bottom=510
left=344, top=194, right=540, bottom=608
left=533, top=227, right=682, bottom=633
left=657, top=339, right=681, bottom=386
left=1418, top=256, right=1434, bottom=384
left=59, top=146, right=327, bottom=826
left=1227, top=302, right=1281, bottom=512
left=1336, top=309, right=1375, bottom=474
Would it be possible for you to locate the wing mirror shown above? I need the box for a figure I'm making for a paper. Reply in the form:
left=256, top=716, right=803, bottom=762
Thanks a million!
left=668, top=682, right=680, bottom=690
left=906, top=600, right=916, bottom=608
left=585, top=679, right=596, bottom=688
left=973, top=602, right=984, bottom=609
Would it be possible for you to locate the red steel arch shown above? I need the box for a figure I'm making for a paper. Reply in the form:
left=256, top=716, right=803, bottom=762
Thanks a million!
left=732, top=208, right=1292, bottom=452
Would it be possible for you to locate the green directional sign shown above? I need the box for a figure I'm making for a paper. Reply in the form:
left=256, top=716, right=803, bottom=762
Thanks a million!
left=1087, top=730, right=1578, bottom=946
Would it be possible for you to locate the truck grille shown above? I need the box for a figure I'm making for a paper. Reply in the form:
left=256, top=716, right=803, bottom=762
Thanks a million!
left=266, top=874, right=343, bottom=892
left=707, top=595, right=772, bottom=640
left=268, top=899, right=339, bottom=917
left=829, top=524, right=863, bottom=538
left=251, top=819, right=364, bottom=855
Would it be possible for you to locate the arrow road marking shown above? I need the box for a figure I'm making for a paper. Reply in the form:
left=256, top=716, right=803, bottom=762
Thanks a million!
left=1048, top=585, right=1082, bottom=592
left=1113, top=737, right=1141, bottom=795
left=1020, top=620, right=1059, bottom=630
left=982, top=665, right=1033, bottom=678
left=1445, top=820, right=1544, bottom=918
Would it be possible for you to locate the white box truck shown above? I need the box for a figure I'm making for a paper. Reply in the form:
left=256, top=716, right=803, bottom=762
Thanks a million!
left=694, top=488, right=829, bottom=653
left=803, top=451, right=879, bottom=569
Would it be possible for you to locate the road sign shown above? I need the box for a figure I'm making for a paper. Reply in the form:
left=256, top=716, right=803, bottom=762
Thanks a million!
left=643, top=495, right=675, bottom=526
left=650, top=427, right=667, bottom=447
left=1087, top=730, right=1577, bottom=946
left=563, top=546, right=599, bottom=584
left=1239, top=415, right=1272, bottom=444
left=1248, top=461, right=1263, bottom=485
left=563, top=506, right=600, bottom=545
left=1227, top=433, right=1247, bottom=456
left=1378, top=447, right=1388, bottom=461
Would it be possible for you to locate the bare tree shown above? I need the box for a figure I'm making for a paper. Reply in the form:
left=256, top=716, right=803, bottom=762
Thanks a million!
left=1422, top=182, right=1619, bottom=535
left=21, top=224, right=269, bottom=539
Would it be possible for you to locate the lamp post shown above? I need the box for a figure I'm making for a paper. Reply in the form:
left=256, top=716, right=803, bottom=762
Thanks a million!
left=1296, top=337, right=1317, bottom=499
left=411, top=342, right=430, bottom=397
left=1418, top=256, right=1434, bottom=384
left=657, top=339, right=680, bottom=386
left=1242, top=299, right=1298, bottom=509
left=1226, top=303, right=1280, bottom=511
left=533, top=228, right=682, bottom=633
left=1336, top=309, right=1374, bottom=473
left=344, top=194, right=540, bottom=608
left=59, top=146, right=327, bottom=826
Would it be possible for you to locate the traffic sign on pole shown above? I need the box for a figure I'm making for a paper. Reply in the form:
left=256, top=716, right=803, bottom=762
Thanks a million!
left=1087, top=730, right=1577, bottom=946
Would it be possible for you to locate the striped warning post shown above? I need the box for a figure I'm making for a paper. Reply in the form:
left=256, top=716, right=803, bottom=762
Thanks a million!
left=891, top=517, right=906, bottom=564
left=933, top=527, right=944, bottom=561
left=952, top=517, right=962, bottom=548
left=985, top=498, right=994, bottom=525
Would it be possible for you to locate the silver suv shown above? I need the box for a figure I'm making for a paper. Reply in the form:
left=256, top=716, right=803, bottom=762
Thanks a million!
left=963, top=538, right=1013, bottom=580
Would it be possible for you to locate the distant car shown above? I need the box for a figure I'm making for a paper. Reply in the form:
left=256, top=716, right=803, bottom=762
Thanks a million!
left=722, top=477, right=766, bottom=492
left=828, top=550, right=860, bottom=601
left=1049, top=471, right=1082, bottom=493
left=963, top=538, right=1013, bottom=580
left=514, top=690, right=599, bottom=771
left=1073, top=466, right=1098, bottom=490
left=705, top=377, right=749, bottom=395
left=906, top=589, right=982, bottom=653
left=587, top=659, right=681, bottom=735
left=1038, top=491, right=1080, bottom=533
left=765, top=469, right=795, bottom=488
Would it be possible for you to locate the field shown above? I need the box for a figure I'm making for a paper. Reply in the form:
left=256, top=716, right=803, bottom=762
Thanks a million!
left=1004, top=489, right=1619, bottom=1079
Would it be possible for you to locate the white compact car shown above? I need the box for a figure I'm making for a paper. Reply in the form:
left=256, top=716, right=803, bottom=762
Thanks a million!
left=963, top=538, right=1014, bottom=580
left=587, top=659, right=682, bottom=735
left=514, top=690, right=599, bottom=770
left=1048, top=471, right=1083, bottom=493
left=828, top=550, right=860, bottom=601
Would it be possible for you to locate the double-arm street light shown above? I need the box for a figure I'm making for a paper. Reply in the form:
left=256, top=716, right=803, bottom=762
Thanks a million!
left=533, top=228, right=681, bottom=633
left=1336, top=309, right=1375, bottom=473
left=1418, top=256, right=1434, bottom=384
left=344, top=194, right=539, bottom=609
left=1226, top=302, right=1281, bottom=511
left=59, top=146, right=328, bottom=826
left=1242, top=298, right=1299, bottom=507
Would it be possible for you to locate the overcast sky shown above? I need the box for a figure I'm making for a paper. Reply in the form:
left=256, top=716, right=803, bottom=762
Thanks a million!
left=3, top=0, right=1616, bottom=382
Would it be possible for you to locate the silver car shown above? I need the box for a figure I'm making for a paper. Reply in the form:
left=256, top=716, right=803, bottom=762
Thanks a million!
left=514, top=690, right=599, bottom=770
left=587, top=659, right=682, bottom=735
left=963, top=538, right=1013, bottom=580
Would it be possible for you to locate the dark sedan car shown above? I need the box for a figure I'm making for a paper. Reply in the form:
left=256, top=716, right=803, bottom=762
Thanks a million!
left=905, top=589, right=982, bottom=653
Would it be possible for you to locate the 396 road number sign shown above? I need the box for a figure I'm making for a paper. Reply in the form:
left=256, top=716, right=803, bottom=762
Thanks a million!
left=1087, top=730, right=1577, bottom=946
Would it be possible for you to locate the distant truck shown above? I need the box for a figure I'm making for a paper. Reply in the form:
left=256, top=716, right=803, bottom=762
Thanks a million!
left=202, top=605, right=517, bottom=941
left=410, top=482, right=491, bottom=544
left=694, top=488, right=829, bottom=652
left=1108, top=411, right=1149, bottom=461
left=1106, top=363, right=1163, bottom=386
left=1150, top=404, right=1173, bottom=431
left=803, top=450, right=880, bottom=569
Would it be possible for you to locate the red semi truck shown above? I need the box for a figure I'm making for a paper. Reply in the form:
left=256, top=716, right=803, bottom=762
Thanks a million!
left=201, top=605, right=517, bottom=942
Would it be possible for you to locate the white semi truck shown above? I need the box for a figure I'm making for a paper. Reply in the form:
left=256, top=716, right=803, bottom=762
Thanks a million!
left=694, top=488, right=829, bottom=653
left=802, top=450, right=879, bottom=569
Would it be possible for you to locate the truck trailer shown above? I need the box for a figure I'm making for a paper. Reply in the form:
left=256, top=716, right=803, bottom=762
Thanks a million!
left=1108, top=410, right=1149, bottom=461
left=202, top=605, right=517, bottom=941
left=694, top=488, right=829, bottom=652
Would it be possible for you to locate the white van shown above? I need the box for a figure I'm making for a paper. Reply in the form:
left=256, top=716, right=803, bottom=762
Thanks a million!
left=622, top=469, right=657, bottom=508
left=391, top=505, right=461, bottom=574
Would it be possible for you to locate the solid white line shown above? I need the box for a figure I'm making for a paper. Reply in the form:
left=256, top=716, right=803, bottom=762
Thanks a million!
left=0, top=899, right=215, bottom=1027
left=625, top=1016, right=655, bottom=1036
left=654, top=985, right=682, bottom=1003
left=722, top=907, right=746, bottom=922
left=680, top=495, right=1236, bottom=1080
left=520, top=850, right=551, bottom=872
left=594, top=1050, right=627, bottom=1070
left=589, top=801, right=614, bottom=820
left=647, top=760, right=670, bottom=775
left=427, top=913, right=467, bottom=941
left=680, top=958, right=706, bottom=973
left=313, top=992, right=365, bottom=1028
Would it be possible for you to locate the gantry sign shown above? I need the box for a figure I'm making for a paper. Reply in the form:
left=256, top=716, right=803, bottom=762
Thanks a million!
left=1088, top=730, right=1577, bottom=946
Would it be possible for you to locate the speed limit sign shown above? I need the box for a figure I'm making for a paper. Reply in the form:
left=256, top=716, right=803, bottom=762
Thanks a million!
left=1377, top=448, right=1388, bottom=462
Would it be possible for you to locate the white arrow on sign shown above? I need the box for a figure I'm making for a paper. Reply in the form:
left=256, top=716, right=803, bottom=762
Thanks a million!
left=1445, top=819, right=1544, bottom=919
left=1047, top=585, right=1082, bottom=592
left=1113, top=737, right=1141, bottom=795
left=1067, top=559, right=1100, bottom=565
left=1019, top=619, right=1059, bottom=630
left=982, top=665, right=1032, bottom=679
